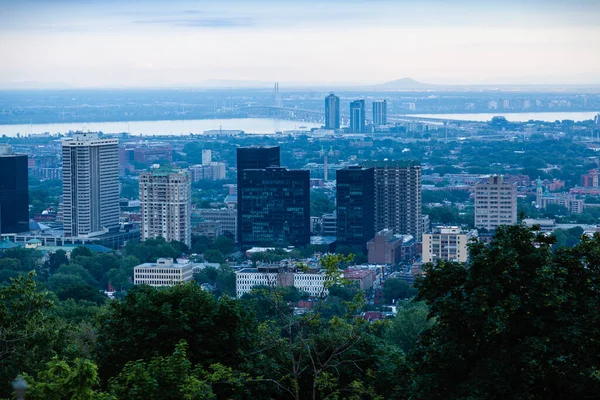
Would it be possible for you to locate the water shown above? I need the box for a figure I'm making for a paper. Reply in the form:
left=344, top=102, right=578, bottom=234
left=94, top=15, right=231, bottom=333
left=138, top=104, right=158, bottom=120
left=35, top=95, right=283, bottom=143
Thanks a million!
left=0, top=118, right=321, bottom=137
left=410, top=111, right=599, bottom=122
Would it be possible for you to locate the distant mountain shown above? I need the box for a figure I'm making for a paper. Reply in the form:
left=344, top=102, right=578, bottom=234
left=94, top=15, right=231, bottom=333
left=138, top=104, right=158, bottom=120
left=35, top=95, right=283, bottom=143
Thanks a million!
left=377, top=78, right=433, bottom=90
left=0, top=81, right=73, bottom=90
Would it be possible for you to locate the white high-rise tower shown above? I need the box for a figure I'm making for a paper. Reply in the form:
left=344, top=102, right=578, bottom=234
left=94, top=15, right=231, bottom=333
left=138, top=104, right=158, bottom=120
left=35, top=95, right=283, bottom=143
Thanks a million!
left=139, top=167, right=191, bottom=247
left=62, top=132, right=119, bottom=237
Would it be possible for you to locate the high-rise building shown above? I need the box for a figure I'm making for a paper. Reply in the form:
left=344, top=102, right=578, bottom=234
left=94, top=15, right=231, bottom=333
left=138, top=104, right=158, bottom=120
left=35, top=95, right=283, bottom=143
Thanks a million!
left=0, top=145, right=29, bottom=234
left=62, top=132, right=119, bottom=237
left=237, top=146, right=280, bottom=172
left=366, top=161, right=422, bottom=240
left=336, top=166, right=375, bottom=248
left=237, top=146, right=281, bottom=243
left=202, top=149, right=212, bottom=165
left=350, top=100, right=365, bottom=133
left=139, top=167, right=191, bottom=247
left=325, top=93, right=340, bottom=129
left=474, top=176, right=517, bottom=231
left=238, top=167, right=310, bottom=249
left=372, top=100, right=387, bottom=125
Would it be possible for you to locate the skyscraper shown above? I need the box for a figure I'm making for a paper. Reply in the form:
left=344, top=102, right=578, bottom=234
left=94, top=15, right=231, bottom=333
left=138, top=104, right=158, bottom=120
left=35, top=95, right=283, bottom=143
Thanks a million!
left=336, top=166, right=375, bottom=248
left=237, top=146, right=281, bottom=243
left=0, top=145, right=29, bottom=234
left=350, top=100, right=365, bottom=133
left=62, top=132, right=119, bottom=237
left=237, top=146, right=280, bottom=172
left=367, top=161, right=422, bottom=240
left=372, top=100, right=387, bottom=125
left=325, top=93, right=340, bottom=129
left=238, top=167, right=310, bottom=249
left=474, top=176, right=517, bottom=231
left=139, top=167, right=192, bottom=247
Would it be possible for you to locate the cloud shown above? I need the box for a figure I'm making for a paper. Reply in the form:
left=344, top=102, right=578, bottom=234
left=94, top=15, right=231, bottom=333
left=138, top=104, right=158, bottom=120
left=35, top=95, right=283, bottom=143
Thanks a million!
left=133, top=17, right=253, bottom=28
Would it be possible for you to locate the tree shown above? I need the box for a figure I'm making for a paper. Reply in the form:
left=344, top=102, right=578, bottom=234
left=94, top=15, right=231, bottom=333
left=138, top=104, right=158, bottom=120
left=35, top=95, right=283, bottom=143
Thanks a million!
left=71, top=246, right=93, bottom=259
left=213, top=236, right=235, bottom=255
left=0, top=273, right=57, bottom=398
left=409, top=225, right=600, bottom=399
left=382, top=278, right=417, bottom=304
left=204, top=249, right=225, bottom=264
left=385, top=302, right=433, bottom=353
left=95, top=283, right=256, bottom=384
left=108, top=341, right=217, bottom=400
left=245, top=254, right=388, bottom=400
left=44, top=250, right=69, bottom=275
left=47, top=274, right=107, bottom=304
left=21, top=357, right=112, bottom=400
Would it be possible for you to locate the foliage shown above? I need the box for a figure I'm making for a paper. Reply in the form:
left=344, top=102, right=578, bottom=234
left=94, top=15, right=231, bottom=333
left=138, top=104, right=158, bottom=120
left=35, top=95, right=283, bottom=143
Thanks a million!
left=22, top=357, right=112, bottom=400
left=122, top=237, right=186, bottom=263
left=410, top=225, right=600, bottom=399
left=95, top=283, right=256, bottom=384
left=384, top=302, right=433, bottom=353
left=0, top=273, right=57, bottom=398
left=382, top=278, right=417, bottom=304
left=194, top=265, right=236, bottom=297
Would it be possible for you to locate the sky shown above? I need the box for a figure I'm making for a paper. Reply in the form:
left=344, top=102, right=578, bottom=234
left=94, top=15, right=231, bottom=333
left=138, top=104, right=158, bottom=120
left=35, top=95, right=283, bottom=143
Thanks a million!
left=0, top=0, right=599, bottom=88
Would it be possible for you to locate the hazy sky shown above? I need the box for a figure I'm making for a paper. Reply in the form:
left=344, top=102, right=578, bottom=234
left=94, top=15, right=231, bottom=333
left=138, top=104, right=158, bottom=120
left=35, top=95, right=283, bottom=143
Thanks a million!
left=0, top=0, right=599, bottom=88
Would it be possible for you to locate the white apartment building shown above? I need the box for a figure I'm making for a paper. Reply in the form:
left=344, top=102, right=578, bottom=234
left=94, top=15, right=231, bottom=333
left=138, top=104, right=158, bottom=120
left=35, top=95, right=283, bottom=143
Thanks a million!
left=134, top=258, right=194, bottom=286
left=139, top=168, right=191, bottom=247
left=62, top=132, right=120, bottom=237
left=422, top=226, right=478, bottom=263
left=235, top=268, right=327, bottom=298
left=474, top=176, right=517, bottom=231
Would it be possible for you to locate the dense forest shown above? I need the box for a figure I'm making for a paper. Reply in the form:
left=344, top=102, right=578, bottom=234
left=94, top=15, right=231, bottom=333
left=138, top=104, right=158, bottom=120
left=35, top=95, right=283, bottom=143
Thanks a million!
left=1, top=225, right=600, bottom=399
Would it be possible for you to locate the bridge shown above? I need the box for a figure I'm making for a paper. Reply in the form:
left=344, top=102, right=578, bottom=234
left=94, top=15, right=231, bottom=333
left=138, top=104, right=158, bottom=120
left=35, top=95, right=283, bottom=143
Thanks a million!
left=236, top=106, right=324, bottom=122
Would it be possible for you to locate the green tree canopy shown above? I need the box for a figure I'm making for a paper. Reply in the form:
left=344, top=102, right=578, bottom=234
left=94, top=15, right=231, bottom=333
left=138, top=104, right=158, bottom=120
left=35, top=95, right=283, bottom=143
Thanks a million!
left=409, top=225, right=600, bottom=399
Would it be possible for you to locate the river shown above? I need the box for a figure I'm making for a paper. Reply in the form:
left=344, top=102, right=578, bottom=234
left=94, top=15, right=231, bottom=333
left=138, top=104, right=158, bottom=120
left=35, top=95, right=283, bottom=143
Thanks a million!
left=0, top=118, right=321, bottom=137
left=410, top=111, right=599, bottom=122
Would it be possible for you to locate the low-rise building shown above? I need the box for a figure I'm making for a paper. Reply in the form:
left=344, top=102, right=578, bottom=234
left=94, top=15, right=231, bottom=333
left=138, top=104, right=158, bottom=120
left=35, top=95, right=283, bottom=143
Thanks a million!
left=134, top=258, right=194, bottom=287
left=422, top=226, right=477, bottom=263
left=193, top=208, right=237, bottom=240
left=367, top=229, right=416, bottom=265
left=235, top=267, right=327, bottom=298
left=343, top=269, right=376, bottom=290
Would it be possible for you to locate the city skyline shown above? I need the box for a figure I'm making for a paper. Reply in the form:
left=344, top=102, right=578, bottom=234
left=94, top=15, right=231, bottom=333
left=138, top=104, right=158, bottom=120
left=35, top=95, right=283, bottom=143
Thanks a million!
left=1, top=0, right=599, bottom=88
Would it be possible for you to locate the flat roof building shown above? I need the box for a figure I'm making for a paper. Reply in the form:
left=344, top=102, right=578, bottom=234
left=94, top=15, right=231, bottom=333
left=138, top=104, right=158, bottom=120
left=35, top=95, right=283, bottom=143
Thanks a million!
left=62, top=133, right=120, bottom=237
left=235, top=267, right=327, bottom=298
left=139, top=167, right=192, bottom=247
left=336, top=166, right=375, bottom=249
left=474, top=176, right=517, bottom=231
left=422, top=226, right=477, bottom=263
left=238, top=167, right=310, bottom=249
left=0, top=145, right=29, bottom=234
left=133, top=258, right=194, bottom=287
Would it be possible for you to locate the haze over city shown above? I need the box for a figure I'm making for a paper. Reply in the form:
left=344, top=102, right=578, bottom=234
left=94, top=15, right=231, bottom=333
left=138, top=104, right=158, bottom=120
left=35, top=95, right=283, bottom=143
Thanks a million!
left=1, top=1, right=600, bottom=399
left=1, top=0, right=599, bottom=88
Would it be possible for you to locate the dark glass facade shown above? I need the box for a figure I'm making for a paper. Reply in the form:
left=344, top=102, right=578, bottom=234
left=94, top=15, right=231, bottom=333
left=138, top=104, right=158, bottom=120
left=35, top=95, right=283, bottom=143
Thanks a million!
left=349, top=100, right=365, bottom=133
left=237, top=147, right=281, bottom=243
left=236, top=146, right=280, bottom=172
left=0, top=154, right=29, bottom=233
left=325, top=94, right=340, bottom=129
left=238, top=167, right=310, bottom=249
left=336, top=166, right=375, bottom=248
